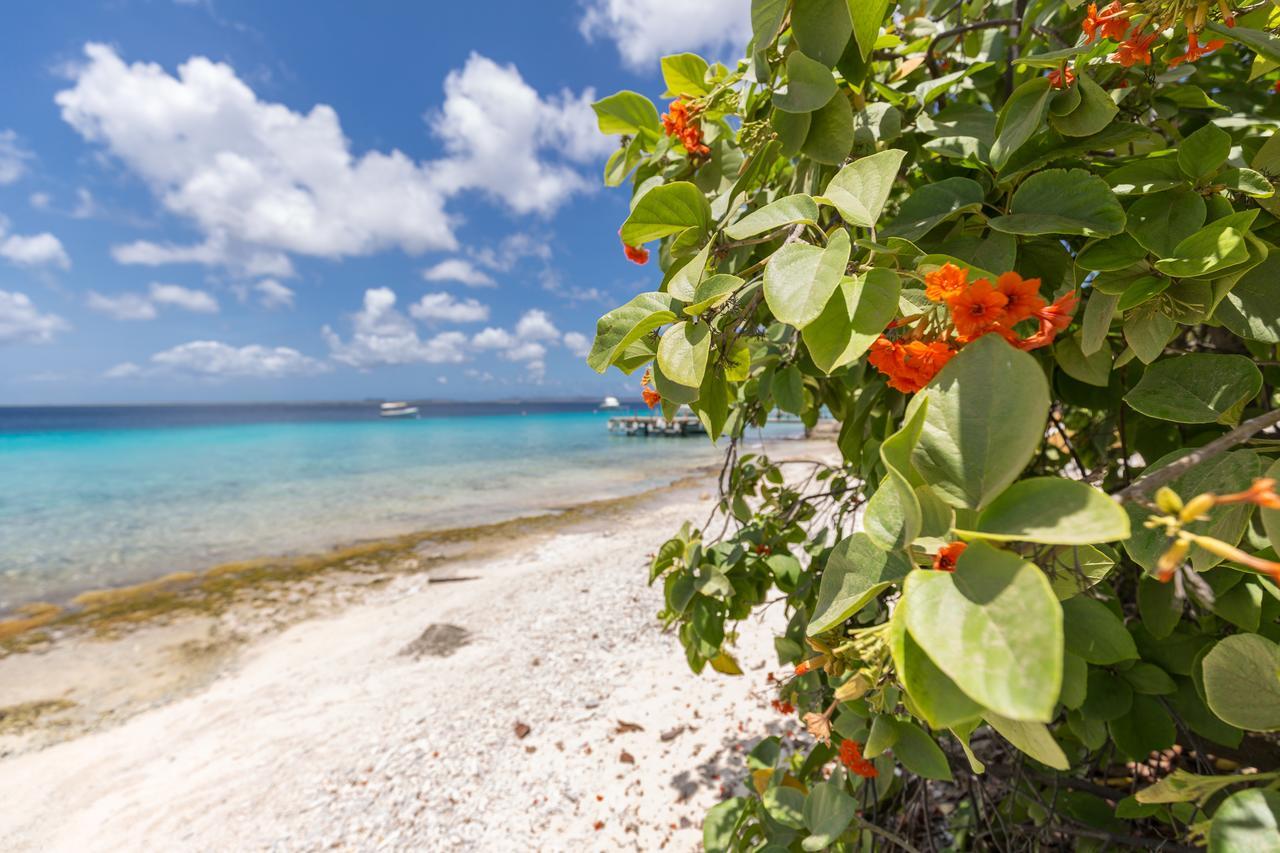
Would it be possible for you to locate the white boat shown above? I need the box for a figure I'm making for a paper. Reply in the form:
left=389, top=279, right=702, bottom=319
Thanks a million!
left=599, top=395, right=621, bottom=410
left=379, top=401, right=419, bottom=419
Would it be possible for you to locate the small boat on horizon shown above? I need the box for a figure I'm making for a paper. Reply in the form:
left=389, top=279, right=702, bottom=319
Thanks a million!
left=379, top=401, right=419, bottom=419
left=599, top=395, right=621, bottom=410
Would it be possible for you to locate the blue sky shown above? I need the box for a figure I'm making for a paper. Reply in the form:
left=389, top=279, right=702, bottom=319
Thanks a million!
left=0, top=0, right=750, bottom=403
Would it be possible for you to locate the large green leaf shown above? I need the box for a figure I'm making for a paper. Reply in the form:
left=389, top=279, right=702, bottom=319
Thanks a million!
left=989, top=169, right=1125, bottom=237
left=704, top=797, right=748, bottom=852
left=1124, top=354, right=1262, bottom=425
left=656, top=321, right=710, bottom=388
left=587, top=292, right=677, bottom=373
left=1055, top=335, right=1112, bottom=387
left=725, top=194, right=819, bottom=240
left=775, top=51, right=838, bottom=113
left=685, top=274, right=745, bottom=317
left=1107, top=157, right=1185, bottom=195
left=985, top=712, right=1070, bottom=770
left=848, top=0, right=893, bottom=60
left=1110, top=694, right=1176, bottom=761
left=660, top=53, right=709, bottom=98
left=1202, top=633, right=1280, bottom=731
left=592, top=90, right=660, bottom=139
left=880, top=177, right=985, bottom=242
left=990, top=77, right=1054, bottom=169
left=751, top=0, right=789, bottom=47
left=821, top=149, right=907, bottom=228
left=803, top=269, right=900, bottom=373
left=1209, top=19, right=1280, bottom=62
left=764, top=228, right=852, bottom=329
left=763, top=786, right=806, bottom=829
left=1049, top=73, right=1117, bottom=138
left=619, top=182, right=711, bottom=246
left=808, top=532, right=911, bottom=635
left=1126, top=188, right=1206, bottom=258
left=864, top=402, right=926, bottom=550
left=903, top=542, right=1064, bottom=722
left=1208, top=788, right=1280, bottom=852
left=1061, top=595, right=1138, bottom=664
left=961, top=477, right=1131, bottom=545
left=1217, top=254, right=1280, bottom=344
left=889, top=606, right=984, bottom=728
left=792, top=0, right=852, bottom=67
left=1123, top=301, right=1176, bottom=364
left=1139, top=769, right=1273, bottom=805
left=665, top=241, right=711, bottom=301
left=889, top=719, right=953, bottom=780
left=803, top=782, right=857, bottom=849
left=802, top=93, right=855, bottom=165
left=905, top=334, right=1050, bottom=510
left=1178, top=122, right=1231, bottom=182
left=1153, top=210, right=1258, bottom=279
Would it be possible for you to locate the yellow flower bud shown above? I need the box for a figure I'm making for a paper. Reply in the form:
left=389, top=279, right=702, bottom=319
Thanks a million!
left=834, top=673, right=871, bottom=702
left=1155, top=487, right=1183, bottom=515
left=1180, top=493, right=1215, bottom=523
left=1155, top=539, right=1190, bottom=580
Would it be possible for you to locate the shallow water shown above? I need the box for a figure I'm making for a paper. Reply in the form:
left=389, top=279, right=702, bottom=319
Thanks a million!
left=0, top=402, right=800, bottom=608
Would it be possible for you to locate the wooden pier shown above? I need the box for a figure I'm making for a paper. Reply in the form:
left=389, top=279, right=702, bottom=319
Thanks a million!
left=607, top=415, right=706, bottom=437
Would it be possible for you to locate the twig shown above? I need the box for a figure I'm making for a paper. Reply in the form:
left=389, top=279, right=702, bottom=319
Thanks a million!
left=1112, top=408, right=1280, bottom=504
left=925, top=19, right=1020, bottom=77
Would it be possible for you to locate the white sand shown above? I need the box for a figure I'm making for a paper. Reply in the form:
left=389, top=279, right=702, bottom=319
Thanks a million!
left=0, top=476, right=805, bottom=851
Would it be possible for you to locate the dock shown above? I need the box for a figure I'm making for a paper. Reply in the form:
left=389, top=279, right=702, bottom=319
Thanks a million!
left=607, top=415, right=706, bottom=437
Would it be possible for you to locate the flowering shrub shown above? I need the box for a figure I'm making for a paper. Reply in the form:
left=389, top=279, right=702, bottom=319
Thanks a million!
left=589, top=1, right=1280, bottom=849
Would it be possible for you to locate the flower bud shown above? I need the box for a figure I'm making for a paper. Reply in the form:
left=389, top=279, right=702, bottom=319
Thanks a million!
left=1155, top=539, right=1190, bottom=582
left=1155, top=487, right=1183, bottom=515
left=1180, top=493, right=1215, bottom=522
left=834, top=673, right=871, bottom=702
left=795, top=655, right=829, bottom=676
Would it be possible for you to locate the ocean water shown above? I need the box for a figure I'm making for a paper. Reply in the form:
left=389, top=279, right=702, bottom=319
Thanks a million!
left=0, top=402, right=800, bottom=610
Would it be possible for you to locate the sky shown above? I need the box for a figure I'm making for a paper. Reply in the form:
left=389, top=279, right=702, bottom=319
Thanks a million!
left=0, top=0, right=752, bottom=404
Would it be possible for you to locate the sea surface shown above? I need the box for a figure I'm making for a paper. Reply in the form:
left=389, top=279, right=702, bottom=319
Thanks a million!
left=0, top=402, right=801, bottom=610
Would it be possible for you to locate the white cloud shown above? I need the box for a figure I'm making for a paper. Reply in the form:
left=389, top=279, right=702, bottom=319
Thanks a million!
left=254, top=278, right=294, bottom=309
left=29, top=192, right=51, bottom=210
left=409, top=291, right=489, bottom=323
left=0, top=232, right=71, bottom=269
left=0, top=290, right=69, bottom=343
left=0, top=130, right=32, bottom=185
left=148, top=340, right=328, bottom=378
left=87, top=290, right=158, bottom=320
left=149, top=282, right=219, bottom=313
left=563, top=331, right=591, bottom=357
left=422, top=258, right=495, bottom=288
left=103, top=361, right=142, bottom=378
left=579, top=0, right=751, bottom=71
left=471, top=326, right=514, bottom=350
left=56, top=44, right=607, bottom=274
left=72, top=187, right=98, bottom=219
left=515, top=308, right=560, bottom=341
left=323, top=287, right=469, bottom=368
left=470, top=308, right=564, bottom=380
left=469, top=232, right=551, bottom=271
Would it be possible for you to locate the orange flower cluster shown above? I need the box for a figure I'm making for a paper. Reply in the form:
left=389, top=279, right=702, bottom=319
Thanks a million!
left=640, top=368, right=661, bottom=408
left=770, top=698, right=795, bottom=715
left=1214, top=478, right=1280, bottom=510
left=839, top=739, right=878, bottom=778
left=1082, top=1, right=1227, bottom=68
left=933, top=541, right=967, bottom=572
left=1047, top=66, right=1076, bottom=89
left=661, top=99, right=710, bottom=158
left=794, top=655, right=828, bottom=676
left=619, top=229, right=649, bottom=265
left=867, top=264, right=1078, bottom=394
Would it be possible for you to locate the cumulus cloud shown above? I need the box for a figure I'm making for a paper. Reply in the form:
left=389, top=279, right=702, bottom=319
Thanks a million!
left=86, top=282, right=218, bottom=320
left=0, top=231, right=71, bottom=269
left=103, top=361, right=142, bottom=378
left=471, top=308, right=564, bottom=380
left=514, top=308, right=560, bottom=341
left=149, top=282, right=219, bottom=313
left=0, top=290, right=69, bottom=343
left=254, top=278, right=294, bottom=309
left=87, top=290, right=158, bottom=321
left=0, top=130, right=32, bottom=185
left=421, top=258, right=495, bottom=288
left=55, top=44, right=608, bottom=274
left=409, top=292, right=489, bottom=323
left=579, top=0, right=751, bottom=70
left=562, top=331, right=591, bottom=357
left=323, top=287, right=469, bottom=368
left=146, top=340, right=327, bottom=378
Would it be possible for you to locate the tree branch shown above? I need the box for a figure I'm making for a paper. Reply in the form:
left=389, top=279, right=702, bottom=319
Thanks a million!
left=925, top=19, right=1020, bottom=77
left=1112, top=408, right=1280, bottom=504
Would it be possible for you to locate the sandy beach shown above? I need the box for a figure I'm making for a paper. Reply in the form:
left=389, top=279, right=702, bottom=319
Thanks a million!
left=0, top=451, right=821, bottom=851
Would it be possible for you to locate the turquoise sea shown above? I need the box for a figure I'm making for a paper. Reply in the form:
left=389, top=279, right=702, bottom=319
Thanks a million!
left=0, top=402, right=800, bottom=611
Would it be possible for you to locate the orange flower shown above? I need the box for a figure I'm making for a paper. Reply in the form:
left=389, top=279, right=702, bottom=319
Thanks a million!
left=995, top=271, right=1046, bottom=324
left=1083, top=2, right=1129, bottom=42
left=1168, top=30, right=1226, bottom=67
left=662, top=99, right=710, bottom=159
left=933, top=541, right=967, bottom=572
left=839, top=739, right=878, bottom=778
left=795, top=655, right=828, bottom=676
left=924, top=263, right=969, bottom=303
left=661, top=99, right=690, bottom=137
left=1048, top=67, right=1076, bottom=89
left=771, top=699, right=795, bottom=715
left=868, top=337, right=956, bottom=393
left=642, top=387, right=661, bottom=409
left=1216, top=478, right=1280, bottom=510
left=620, top=229, right=649, bottom=265
left=1111, top=31, right=1156, bottom=67
left=1007, top=290, right=1078, bottom=351
left=950, top=278, right=1009, bottom=341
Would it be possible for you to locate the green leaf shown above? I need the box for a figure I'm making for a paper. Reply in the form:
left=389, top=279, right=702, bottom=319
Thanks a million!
left=1178, top=122, right=1231, bottom=181
left=1126, top=188, right=1206, bottom=258
left=821, top=149, right=907, bottom=228
left=764, top=228, right=852, bottom=329
left=1208, top=19, right=1280, bottom=63
left=903, top=542, right=1064, bottom=722
left=1153, top=210, right=1258, bottom=279
left=880, top=177, right=985, bottom=242
left=889, top=719, right=953, bottom=780
left=1122, top=302, right=1176, bottom=364
left=1263, top=458, right=1280, bottom=555
left=726, top=194, right=819, bottom=240
left=802, top=93, right=855, bottom=165
left=619, top=182, right=711, bottom=246
left=656, top=321, right=710, bottom=388
left=1138, top=574, right=1183, bottom=639
left=1080, top=290, right=1119, bottom=356
left=890, top=609, right=984, bottom=728
left=990, top=77, right=1054, bottom=169
left=775, top=51, right=837, bottom=114
left=773, top=363, right=805, bottom=414
left=694, top=371, right=730, bottom=442
left=905, top=334, right=1051, bottom=510
left=704, top=797, right=748, bottom=853
left=660, top=53, right=709, bottom=98
left=772, top=108, right=811, bottom=156
left=1202, top=633, right=1280, bottom=731
left=989, top=168, right=1125, bottom=237
left=962, top=477, right=1130, bottom=546
left=792, top=0, right=852, bottom=67
left=865, top=402, right=925, bottom=550
left=685, top=274, right=745, bottom=317
left=653, top=359, right=700, bottom=404
left=1124, top=354, right=1262, bottom=425
left=1045, top=545, right=1116, bottom=601
left=985, top=712, right=1070, bottom=770
left=666, top=241, right=711, bottom=301
left=1109, top=694, right=1176, bottom=760
left=1139, top=769, right=1271, bottom=805
left=763, top=786, right=806, bottom=829
left=1055, top=335, right=1112, bottom=387
left=587, top=292, right=677, bottom=373
left=803, top=269, right=900, bottom=373
left=1107, top=157, right=1185, bottom=195
left=1081, top=669, right=1133, bottom=721
left=1220, top=167, right=1275, bottom=198
left=1062, top=595, right=1138, bottom=664
left=808, top=532, right=911, bottom=635
left=1077, top=233, right=1148, bottom=272
left=1208, top=788, right=1280, bottom=852
left=1049, top=73, right=1118, bottom=138
left=803, top=782, right=857, bottom=848
left=592, top=90, right=660, bottom=138
left=752, top=0, right=789, bottom=47
left=1122, top=662, right=1177, bottom=695
left=1217, top=254, right=1280, bottom=344
left=848, top=0, right=893, bottom=60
